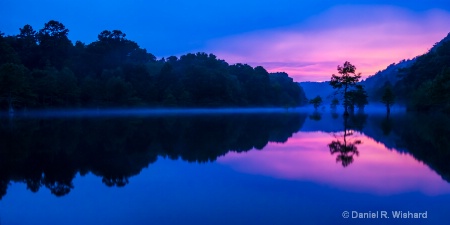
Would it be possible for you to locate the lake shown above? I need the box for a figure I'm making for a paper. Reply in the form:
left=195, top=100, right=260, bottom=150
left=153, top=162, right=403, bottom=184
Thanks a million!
left=0, top=108, right=449, bottom=225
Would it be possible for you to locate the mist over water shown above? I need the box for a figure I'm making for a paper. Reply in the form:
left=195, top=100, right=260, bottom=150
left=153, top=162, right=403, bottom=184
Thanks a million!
left=0, top=105, right=408, bottom=119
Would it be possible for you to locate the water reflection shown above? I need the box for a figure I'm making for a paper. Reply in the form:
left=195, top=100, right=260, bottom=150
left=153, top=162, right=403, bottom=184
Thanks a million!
left=0, top=110, right=450, bottom=199
left=378, top=113, right=450, bottom=183
left=0, top=112, right=306, bottom=199
left=380, top=115, right=393, bottom=135
left=308, top=112, right=322, bottom=121
left=219, top=112, right=450, bottom=195
left=219, top=131, right=450, bottom=195
left=328, top=129, right=361, bottom=167
left=326, top=113, right=366, bottom=167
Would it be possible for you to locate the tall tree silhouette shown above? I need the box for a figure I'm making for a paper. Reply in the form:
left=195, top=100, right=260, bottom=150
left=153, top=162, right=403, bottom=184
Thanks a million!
left=330, top=61, right=361, bottom=116
left=37, top=20, right=71, bottom=69
left=381, top=82, right=395, bottom=116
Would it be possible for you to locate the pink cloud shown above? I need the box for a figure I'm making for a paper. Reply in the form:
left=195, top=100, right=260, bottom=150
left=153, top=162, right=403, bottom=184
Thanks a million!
left=203, top=6, right=450, bottom=81
left=217, top=131, right=450, bottom=195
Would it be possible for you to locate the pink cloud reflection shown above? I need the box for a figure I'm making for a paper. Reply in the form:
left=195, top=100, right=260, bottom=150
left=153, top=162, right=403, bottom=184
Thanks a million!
left=204, top=6, right=450, bottom=81
left=217, top=131, right=450, bottom=195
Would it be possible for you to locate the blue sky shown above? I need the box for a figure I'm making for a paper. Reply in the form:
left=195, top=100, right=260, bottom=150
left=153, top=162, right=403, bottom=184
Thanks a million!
left=2, top=0, right=450, bottom=81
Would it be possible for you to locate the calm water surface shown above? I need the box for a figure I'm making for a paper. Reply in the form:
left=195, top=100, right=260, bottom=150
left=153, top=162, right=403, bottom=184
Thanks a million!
left=0, top=109, right=449, bottom=225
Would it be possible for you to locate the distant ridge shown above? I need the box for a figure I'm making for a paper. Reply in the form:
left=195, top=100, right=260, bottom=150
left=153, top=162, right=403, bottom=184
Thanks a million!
left=298, top=81, right=335, bottom=102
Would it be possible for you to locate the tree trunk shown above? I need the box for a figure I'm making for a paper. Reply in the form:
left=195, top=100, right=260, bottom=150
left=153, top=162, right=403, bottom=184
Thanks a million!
left=343, top=85, right=348, bottom=115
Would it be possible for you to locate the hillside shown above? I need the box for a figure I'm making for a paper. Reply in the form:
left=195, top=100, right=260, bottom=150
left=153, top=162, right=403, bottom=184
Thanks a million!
left=298, top=81, right=336, bottom=103
left=359, top=32, right=450, bottom=111
left=362, top=59, right=415, bottom=102
left=394, top=32, right=450, bottom=112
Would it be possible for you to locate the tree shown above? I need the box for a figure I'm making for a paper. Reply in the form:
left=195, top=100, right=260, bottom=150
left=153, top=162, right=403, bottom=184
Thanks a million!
left=0, top=63, right=32, bottom=111
left=86, top=30, right=142, bottom=73
left=350, top=84, right=368, bottom=111
left=55, top=67, right=79, bottom=106
left=1, top=22, right=305, bottom=109
left=80, top=76, right=101, bottom=106
left=38, top=20, right=69, bottom=38
left=17, top=24, right=39, bottom=68
left=18, top=24, right=37, bottom=45
left=309, top=95, right=322, bottom=110
left=37, top=20, right=72, bottom=69
left=32, top=67, right=59, bottom=106
left=381, top=82, right=395, bottom=115
left=104, top=76, right=136, bottom=106
left=330, top=61, right=362, bottom=115
left=408, top=68, right=450, bottom=113
left=330, top=97, right=339, bottom=110
left=0, top=34, right=20, bottom=65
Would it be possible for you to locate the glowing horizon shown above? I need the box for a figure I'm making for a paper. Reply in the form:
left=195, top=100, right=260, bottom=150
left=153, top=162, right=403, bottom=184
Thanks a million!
left=203, top=6, right=450, bottom=82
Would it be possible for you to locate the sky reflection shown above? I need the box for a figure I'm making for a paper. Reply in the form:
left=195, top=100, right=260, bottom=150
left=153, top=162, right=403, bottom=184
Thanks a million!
left=218, top=131, right=450, bottom=195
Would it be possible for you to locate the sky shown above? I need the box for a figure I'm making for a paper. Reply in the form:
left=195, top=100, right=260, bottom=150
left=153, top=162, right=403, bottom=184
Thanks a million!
left=2, top=0, right=450, bottom=81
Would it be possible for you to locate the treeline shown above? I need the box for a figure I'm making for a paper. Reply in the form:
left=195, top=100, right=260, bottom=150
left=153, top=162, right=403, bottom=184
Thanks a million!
left=392, top=32, right=450, bottom=112
left=0, top=20, right=307, bottom=110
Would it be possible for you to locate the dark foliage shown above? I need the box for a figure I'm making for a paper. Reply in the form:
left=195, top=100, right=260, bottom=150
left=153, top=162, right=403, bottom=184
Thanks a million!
left=0, top=21, right=306, bottom=110
left=394, top=32, right=450, bottom=112
left=381, top=82, right=395, bottom=114
left=309, top=95, right=322, bottom=110
left=362, top=59, right=415, bottom=102
left=329, top=61, right=363, bottom=115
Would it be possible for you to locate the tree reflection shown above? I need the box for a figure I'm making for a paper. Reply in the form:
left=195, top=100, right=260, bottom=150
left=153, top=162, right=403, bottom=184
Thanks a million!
left=328, top=115, right=362, bottom=167
left=0, top=179, right=7, bottom=200
left=0, top=112, right=306, bottom=198
left=25, top=178, right=41, bottom=193
left=381, top=116, right=392, bottom=136
left=309, top=112, right=322, bottom=121
left=328, top=130, right=361, bottom=167
left=44, top=181, right=74, bottom=197
left=102, top=177, right=129, bottom=187
left=348, top=112, right=367, bottom=132
left=331, top=112, right=339, bottom=119
left=383, top=113, right=450, bottom=183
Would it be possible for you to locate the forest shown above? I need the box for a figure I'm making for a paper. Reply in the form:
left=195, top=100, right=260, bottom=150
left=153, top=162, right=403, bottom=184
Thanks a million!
left=0, top=20, right=308, bottom=110
left=394, top=35, right=450, bottom=113
left=363, top=32, right=450, bottom=113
